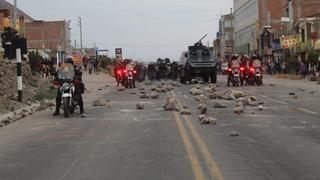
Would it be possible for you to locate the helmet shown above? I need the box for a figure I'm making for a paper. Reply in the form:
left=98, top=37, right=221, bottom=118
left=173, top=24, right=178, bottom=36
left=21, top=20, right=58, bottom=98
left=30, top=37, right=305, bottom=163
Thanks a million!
left=65, top=55, right=74, bottom=65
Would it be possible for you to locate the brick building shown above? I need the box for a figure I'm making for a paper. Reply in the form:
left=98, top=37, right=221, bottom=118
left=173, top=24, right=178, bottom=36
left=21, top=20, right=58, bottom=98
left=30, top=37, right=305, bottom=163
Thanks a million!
left=25, top=20, right=71, bottom=53
left=233, top=0, right=285, bottom=54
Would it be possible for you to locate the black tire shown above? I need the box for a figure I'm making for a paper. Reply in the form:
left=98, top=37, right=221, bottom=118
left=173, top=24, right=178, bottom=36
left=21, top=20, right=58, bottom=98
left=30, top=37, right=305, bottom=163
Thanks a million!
left=63, top=97, right=70, bottom=118
left=180, top=76, right=186, bottom=84
left=256, top=77, right=261, bottom=86
left=203, top=73, right=209, bottom=83
left=210, top=68, right=217, bottom=83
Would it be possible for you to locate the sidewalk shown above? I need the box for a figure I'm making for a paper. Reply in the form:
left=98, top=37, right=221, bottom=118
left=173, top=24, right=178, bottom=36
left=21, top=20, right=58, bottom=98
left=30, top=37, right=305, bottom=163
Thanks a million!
left=263, top=74, right=320, bottom=90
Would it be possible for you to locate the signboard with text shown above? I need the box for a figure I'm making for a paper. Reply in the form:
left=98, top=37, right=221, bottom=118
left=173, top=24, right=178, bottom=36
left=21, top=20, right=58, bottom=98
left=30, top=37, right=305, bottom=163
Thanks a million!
left=280, top=35, right=300, bottom=49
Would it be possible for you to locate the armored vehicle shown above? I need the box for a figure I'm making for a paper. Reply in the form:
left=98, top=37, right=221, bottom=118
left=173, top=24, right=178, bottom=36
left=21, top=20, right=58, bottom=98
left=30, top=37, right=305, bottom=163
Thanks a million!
left=178, top=34, right=218, bottom=84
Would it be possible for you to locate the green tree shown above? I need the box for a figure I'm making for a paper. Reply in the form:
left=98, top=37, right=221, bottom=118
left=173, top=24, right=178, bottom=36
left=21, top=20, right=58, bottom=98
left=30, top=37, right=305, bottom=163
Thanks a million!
left=287, top=55, right=298, bottom=74
left=307, top=50, right=319, bottom=67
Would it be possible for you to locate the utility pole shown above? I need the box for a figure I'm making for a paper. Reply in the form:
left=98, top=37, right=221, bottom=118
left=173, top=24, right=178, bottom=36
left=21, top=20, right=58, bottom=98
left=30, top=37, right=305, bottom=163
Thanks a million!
left=77, top=16, right=83, bottom=50
left=12, top=0, right=17, bottom=29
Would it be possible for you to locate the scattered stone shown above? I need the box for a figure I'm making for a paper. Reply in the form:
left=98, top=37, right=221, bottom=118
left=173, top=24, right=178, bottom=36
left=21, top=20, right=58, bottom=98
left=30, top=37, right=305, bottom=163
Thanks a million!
left=198, top=115, right=207, bottom=121
left=310, top=91, right=315, bottom=94
left=150, top=85, right=157, bottom=91
left=136, top=103, right=145, bottom=109
left=129, top=92, right=137, bottom=95
left=190, top=87, right=202, bottom=95
left=249, top=96, right=258, bottom=101
left=236, top=101, right=244, bottom=107
left=92, top=100, right=106, bottom=106
left=183, top=105, right=188, bottom=109
left=164, top=85, right=174, bottom=91
left=145, top=81, right=153, bottom=85
left=26, top=100, right=33, bottom=106
left=181, top=110, right=192, bottom=115
left=139, top=87, right=145, bottom=91
left=194, top=85, right=201, bottom=89
left=140, top=91, right=146, bottom=94
left=200, top=116, right=217, bottom=125
left=231, top=90, right=247, bottom=98
left=258, top=105, right=264, bottom=111
left=208, top=93, right=217, bottom=99
left=293, top=95, right=298, bottom=99
left=248, top=96, right=259, bottom=106
left=213, top=102, right=227, bottom=108
left=98, top=88, right=103, bottom=91
left=105, top=85, right=110, bottom=88
left=118, top=87, right=125, bottom=91
left=198, top=103, right=207, bottom=114
left=269, top=84, right=276, bottom=86
left=150, top=92, right=159, bottom=99
left=298, top=88, right=305, bottom=92
left=234, top=106, right=245, bottom=114
left=140, top=94, right=149, bottom=99
left=289, top=92, right=295, bottom=96
left=223, top=93, right=236, bottom=101
left=1, top=119, right=10, bottom=125
left=230, top=131, right=240, bottom=137
left=257, top=101, right=264, bottom=105
left=163, top=97, right=180, bottom=111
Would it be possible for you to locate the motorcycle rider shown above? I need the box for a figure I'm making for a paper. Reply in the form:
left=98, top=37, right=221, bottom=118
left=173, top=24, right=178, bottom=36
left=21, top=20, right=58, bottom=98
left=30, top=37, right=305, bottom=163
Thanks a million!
left=227, top=55, right=240, bottom=84
left=251, top=54, right=263, bottom=84
left=53, top=56, right=86, bottom=118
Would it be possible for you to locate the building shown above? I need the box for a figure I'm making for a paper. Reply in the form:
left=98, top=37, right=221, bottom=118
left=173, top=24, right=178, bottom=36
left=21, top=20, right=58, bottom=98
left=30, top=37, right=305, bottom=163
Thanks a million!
left=25, top=20, right=71, bottom=53
left=281, top=0, right=320, bottom=62
left=0, top=0, right=34, bottom=34
left=233, top=0, right=284, bottom=55
left=218, top=12, right=234, bottom=61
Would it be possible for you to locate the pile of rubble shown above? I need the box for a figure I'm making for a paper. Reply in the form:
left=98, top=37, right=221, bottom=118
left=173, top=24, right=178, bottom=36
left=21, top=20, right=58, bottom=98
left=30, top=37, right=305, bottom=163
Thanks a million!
left=0, top=60, right=48, bottom=114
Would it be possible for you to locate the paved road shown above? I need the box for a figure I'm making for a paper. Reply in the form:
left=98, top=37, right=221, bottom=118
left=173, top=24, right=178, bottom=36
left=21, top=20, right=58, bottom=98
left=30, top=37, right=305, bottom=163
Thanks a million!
left=0, top=73, right=320, bottom=180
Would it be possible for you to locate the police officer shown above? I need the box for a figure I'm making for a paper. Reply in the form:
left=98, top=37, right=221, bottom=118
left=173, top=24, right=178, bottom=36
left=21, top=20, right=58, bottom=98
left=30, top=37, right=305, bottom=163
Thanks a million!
left=53, top=56, right=86, bottom=117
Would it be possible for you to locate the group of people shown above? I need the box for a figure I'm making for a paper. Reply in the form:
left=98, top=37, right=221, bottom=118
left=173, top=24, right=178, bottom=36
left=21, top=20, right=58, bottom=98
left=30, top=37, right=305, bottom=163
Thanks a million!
left=147, top=61, right=179, bottom=81
left=227, top=53, right=262, bottom=70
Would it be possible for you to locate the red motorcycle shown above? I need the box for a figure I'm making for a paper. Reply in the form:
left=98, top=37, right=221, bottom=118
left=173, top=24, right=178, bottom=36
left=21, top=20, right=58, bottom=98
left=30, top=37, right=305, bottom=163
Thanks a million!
left=246, top=67, right=263, bottom=86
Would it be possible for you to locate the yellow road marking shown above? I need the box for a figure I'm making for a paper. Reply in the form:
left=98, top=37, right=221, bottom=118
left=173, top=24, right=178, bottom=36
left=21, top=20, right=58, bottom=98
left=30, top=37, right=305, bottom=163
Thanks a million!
left=173, top=112, right=206, bottom=180
left=171, top=90, right=224, bottom=180
left=184, top=115, right=224, bottom=180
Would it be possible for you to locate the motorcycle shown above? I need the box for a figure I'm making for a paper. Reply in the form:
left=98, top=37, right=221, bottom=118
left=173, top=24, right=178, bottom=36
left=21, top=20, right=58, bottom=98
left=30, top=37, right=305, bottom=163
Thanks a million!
left=246, top=67, right=263, bottom=86
left=55, top=64, right=81, bottom=118
left=239, top=66, right=246, bottom=86
left=116, top=69, right=125, bottom=87
left=124, top=70, right=137, bottom=88
left=227, top=67, right=240, bottom=87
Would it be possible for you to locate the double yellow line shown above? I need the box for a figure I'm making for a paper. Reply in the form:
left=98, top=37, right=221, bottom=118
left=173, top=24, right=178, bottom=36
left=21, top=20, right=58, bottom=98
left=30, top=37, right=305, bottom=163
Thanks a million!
left=169, top=91, right=224, bottom=180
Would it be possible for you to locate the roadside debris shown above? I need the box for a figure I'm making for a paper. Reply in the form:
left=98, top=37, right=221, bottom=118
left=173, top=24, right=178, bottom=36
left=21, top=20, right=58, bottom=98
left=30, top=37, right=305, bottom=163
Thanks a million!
left=92, top=100, right=106, bottom=106
left=136, top=103, right=145, bottom=110
left=180, top=109, right=192, bottom=115
left=198, top=103, right=207, bottom=114
left=150, top=92, right=159, bottom=99
left=234, top=106, right=245, bottom=114
left=140, top=94, right=149, bottom=99
left=163, top=97, right=180, bottom=111
left=213, top=102, right=227, bottom=108
left=230, top=131, right=240, bottom=137
left=198, top=115, right=217, bottom=125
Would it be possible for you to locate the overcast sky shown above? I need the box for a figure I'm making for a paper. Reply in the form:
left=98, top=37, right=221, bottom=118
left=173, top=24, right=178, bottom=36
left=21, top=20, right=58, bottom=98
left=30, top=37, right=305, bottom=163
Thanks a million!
left=8, top=0, right=233, bottom=61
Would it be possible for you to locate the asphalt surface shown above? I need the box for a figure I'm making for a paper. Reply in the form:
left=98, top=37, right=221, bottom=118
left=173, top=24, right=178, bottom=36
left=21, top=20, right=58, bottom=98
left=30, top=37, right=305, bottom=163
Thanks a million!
left=0, top=73, right=320, bottom=180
